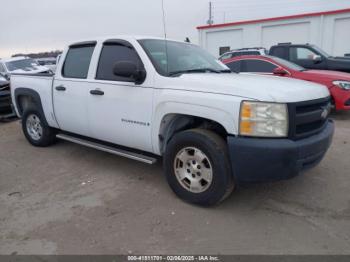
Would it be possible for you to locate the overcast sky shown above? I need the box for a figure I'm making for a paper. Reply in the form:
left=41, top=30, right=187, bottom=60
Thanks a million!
left=1, top=0, right=349, bottom=57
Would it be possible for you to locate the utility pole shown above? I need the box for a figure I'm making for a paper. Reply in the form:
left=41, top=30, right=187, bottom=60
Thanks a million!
left=207, top=1, right=214, bottom=25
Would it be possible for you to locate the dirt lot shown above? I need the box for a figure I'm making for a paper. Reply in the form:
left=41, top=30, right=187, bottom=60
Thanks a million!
left=1, top=112, right=350, bottom=255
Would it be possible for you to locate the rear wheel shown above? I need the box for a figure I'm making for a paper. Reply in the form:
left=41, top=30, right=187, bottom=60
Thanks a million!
left=22, top=106, right=56, bottom=147
left=164, top=129, right=234, bottom=206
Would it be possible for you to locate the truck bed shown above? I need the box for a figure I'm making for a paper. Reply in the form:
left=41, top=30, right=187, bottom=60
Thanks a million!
left=10, top=73, right=59, bottom=128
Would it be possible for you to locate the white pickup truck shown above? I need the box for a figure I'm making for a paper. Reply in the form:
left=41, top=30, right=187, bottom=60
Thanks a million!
left=11, top=36, right=334, bottom=206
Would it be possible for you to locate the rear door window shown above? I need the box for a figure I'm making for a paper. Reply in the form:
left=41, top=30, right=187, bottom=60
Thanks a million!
left=271, top=47, right=288, bottom=59
left=241, top=60, right=277, bottom=73
left=62, top=44, right=95, bottom=79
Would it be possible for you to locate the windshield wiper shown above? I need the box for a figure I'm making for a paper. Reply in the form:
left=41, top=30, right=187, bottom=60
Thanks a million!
left=169, top=68, right=223, bottom=76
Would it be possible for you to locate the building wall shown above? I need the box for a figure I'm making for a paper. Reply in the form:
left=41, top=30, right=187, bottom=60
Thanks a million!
left=198, top=10, right=350, bottom=57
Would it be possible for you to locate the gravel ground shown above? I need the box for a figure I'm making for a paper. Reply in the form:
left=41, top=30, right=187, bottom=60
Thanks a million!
left=0, top=112, right=350, bottom=255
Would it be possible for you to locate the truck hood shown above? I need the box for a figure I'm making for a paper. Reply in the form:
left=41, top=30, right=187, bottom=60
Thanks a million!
left=163, top=73, right=329, bottom=102
left=332, top=56, right=350, bottom=60
left=328, top=57, right=350, bottom=65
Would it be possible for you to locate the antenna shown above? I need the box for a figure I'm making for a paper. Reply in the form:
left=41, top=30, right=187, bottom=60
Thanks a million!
left=161, top=0, right=167, bottom=39
left=161, top=0, right=169, bottom=75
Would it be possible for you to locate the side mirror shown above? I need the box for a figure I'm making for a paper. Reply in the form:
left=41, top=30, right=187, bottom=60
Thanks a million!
left=113, top=61, right=146, bottom=84
left=273, top=67, right=288, bottom=76
left=313, top=55, right=322, bottom=63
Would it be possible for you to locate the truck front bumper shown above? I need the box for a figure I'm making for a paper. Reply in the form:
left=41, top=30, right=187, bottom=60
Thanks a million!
left=331, top=86, right=350, bottom=110
left=228, top=120, right=334, bottom=183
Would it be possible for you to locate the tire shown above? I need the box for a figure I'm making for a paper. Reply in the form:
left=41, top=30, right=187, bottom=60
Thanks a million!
left=164, top=129, right=234, bottom=206
left=22, top=106, right=57, bottom=147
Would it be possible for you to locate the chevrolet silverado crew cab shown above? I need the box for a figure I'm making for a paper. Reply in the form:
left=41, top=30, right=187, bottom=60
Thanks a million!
left=10, top=36, right=334, bottom=206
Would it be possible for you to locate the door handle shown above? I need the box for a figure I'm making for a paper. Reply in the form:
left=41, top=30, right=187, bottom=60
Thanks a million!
left=55, top=85, right=66, bottom=91
left=90, top=89, right=104, bottom=96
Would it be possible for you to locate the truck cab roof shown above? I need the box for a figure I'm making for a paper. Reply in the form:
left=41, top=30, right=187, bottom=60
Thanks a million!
left=67, top=35, right=185, bottom=47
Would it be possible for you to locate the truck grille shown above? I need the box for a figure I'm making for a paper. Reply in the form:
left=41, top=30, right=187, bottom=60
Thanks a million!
left=288, top=97, right=331, bottom=140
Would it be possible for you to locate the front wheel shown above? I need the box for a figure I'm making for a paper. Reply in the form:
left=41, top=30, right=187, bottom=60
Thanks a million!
left=22, top=106, right=57, bottom=147
left=164, top=129, right=234, bottom=206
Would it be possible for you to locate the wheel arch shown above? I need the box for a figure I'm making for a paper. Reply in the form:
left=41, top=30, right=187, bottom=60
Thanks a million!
left=14, top=88, right=49, bottom=126
left=158, top=113, right=228, bottom=154
left=152, top=102, right=236, bottom=155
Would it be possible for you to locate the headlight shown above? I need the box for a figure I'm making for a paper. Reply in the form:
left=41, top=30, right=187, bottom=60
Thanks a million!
left=333, top=81, right=350, bottom=90
left=239, top=101, right=288, bottom=137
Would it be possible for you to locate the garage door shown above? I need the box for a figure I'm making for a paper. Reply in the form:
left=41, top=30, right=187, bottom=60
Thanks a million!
left=262, top=22, right=310, bottom=49
left=333, top=17, right=350, bottom=56
left=206, top=29, right=243, bottom=57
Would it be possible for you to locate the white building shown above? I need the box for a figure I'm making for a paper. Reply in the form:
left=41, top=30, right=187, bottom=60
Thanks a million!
left=197, top=8, right=350, bottom=57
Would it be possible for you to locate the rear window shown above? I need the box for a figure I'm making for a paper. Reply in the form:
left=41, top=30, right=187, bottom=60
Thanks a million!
left=62, top=45, right=95, bottom=79
left=271, top=47, right=288, bottom=59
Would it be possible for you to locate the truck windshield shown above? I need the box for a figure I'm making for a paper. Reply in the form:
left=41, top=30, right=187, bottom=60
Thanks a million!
left=139, top=39, right=230, bottom=77
left=312, top=46, right=331, bottom=58
left=271, top=56, right=306, bottom=71
left=5, top=59, right=40, bottom=72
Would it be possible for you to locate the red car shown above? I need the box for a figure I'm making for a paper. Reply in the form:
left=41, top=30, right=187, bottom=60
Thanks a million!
left=222, top=55, right=350, bottom=110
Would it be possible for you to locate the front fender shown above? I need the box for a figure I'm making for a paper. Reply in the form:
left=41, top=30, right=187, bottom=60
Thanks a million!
left=152, top=92, right=240, bottom=154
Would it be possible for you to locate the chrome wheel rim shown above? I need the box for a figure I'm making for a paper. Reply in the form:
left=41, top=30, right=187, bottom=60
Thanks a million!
left=174, top=147, right=213, bottom=193
left=26, top=114, right=43, bottom=141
